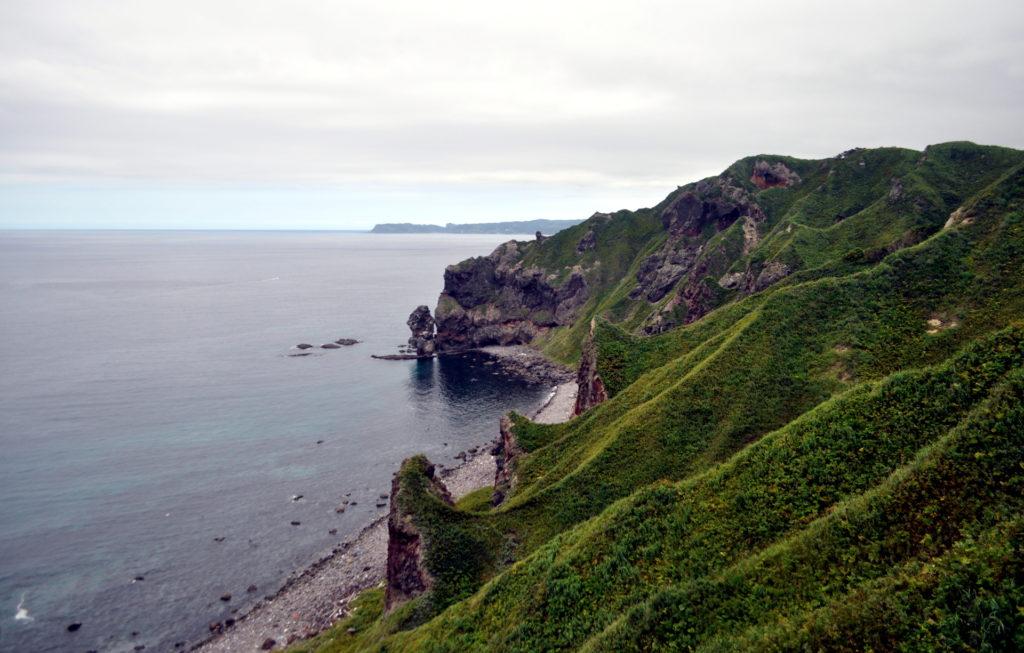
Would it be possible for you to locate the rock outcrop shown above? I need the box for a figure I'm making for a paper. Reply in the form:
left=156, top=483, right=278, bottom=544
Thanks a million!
left=574, top=320, right=607, bottom=416
left=407, top=305, right=436, bottom=356
left=632, top=175, right=770, bottom=333
left=385, top=458, right=452, bottom=610
left=576, top=229, right=597, bottom=254
left=434, top=241, right=589, bottom=351
left=750, top=160, right=801, bottom=189
left=491, top=415, right=521, bottom=506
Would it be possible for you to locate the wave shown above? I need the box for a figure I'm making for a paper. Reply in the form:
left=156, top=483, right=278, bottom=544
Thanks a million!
left=14, top=593, right=33, bottom=621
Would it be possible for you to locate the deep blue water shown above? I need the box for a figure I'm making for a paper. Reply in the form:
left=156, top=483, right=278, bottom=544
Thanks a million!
left=0, top=231, right=549, bottom=653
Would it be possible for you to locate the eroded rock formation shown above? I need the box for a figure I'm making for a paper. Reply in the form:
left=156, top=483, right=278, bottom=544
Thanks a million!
left=434, top=241, right=589, bottom=351
left=407, top=305, right=436, bottom=356
left=385, top=458, right=452, bottom=610
left=750, top=160, right=801, bottom=189
left=574, top=320, right=607, bottom=415
left=491, top=415, right=521, bottom=506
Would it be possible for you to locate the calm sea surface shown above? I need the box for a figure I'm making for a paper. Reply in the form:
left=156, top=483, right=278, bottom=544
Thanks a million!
left=0, top=231, right=549, bottom=653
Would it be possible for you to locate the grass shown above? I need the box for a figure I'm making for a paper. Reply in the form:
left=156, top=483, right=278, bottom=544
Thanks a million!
left=288, top=144, right=1024, bottom=652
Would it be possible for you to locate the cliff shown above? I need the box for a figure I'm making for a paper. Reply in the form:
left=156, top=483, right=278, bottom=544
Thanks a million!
left=306, top=142, right=1024, bottom=651
left=431, top=143, right=1024, bottom=364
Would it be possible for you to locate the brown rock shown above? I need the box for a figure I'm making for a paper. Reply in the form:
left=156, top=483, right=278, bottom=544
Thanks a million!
left=574, top=319, right=608, bottom=416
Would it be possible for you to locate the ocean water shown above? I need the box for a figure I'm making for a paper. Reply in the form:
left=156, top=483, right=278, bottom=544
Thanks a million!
left=0, top=231, right=550, bottom=653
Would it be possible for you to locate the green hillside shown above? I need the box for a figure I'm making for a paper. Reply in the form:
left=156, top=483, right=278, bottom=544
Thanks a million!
left=292, top=143, right=1024, bottom=652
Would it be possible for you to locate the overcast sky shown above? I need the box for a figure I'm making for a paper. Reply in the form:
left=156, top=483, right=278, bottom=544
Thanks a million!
left=1, top=0, right=1021, bottom=229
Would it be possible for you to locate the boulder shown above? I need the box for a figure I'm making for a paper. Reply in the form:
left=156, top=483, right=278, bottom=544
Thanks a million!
left=295, top=343, right=313, bottom=350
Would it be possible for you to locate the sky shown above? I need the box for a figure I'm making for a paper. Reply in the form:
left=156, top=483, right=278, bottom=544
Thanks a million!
left=1, top=0, right=1022, bottom=229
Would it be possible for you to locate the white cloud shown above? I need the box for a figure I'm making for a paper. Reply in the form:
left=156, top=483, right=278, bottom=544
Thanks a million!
left=1, top=0, right=1022, bottom=226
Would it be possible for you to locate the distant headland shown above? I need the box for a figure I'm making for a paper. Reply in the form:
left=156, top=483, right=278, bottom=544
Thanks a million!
left=369, top=219, right=583, bottom=235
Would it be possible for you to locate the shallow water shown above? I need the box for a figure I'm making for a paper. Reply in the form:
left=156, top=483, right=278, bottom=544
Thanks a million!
left=0, top=230, right=548, bottom=653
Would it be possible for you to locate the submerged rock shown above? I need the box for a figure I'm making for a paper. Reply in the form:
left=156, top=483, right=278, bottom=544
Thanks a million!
left=320, top=343, right=341, bottom=349
left=295, top=343, right=313, bottom=350
left=66, top=622, right=82, bottom=632
left=334, top=338, right=360, bottom=346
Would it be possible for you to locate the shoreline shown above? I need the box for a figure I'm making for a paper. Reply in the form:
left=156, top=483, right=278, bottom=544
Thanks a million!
left=197, top=352, right=575, bottom=651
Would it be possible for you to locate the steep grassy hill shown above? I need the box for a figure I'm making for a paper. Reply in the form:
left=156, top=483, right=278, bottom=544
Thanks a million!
left=292, top=142, right=1024, bottom=652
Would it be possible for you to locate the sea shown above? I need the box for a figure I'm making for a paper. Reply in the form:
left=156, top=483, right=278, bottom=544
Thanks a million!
left=0, top=230, right=551, bottom=653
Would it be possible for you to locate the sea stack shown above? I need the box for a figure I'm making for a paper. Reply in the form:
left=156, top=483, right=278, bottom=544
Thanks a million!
left=406, top=305, right=436, bottom=357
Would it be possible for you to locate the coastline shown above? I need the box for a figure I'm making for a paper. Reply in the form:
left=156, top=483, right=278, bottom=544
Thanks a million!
left=197, top=353, right=575, bottom=652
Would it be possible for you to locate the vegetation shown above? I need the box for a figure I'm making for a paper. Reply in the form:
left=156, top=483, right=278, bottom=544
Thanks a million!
left=291, top=143, right=1024, bottom=651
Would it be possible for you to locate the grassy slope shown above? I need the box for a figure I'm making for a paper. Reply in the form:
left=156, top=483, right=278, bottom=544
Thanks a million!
left=290, top=146, right=1024, bottom=652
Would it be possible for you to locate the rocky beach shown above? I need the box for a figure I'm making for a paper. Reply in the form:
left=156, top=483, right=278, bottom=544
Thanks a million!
left=197, top=352, right=575, bottom=652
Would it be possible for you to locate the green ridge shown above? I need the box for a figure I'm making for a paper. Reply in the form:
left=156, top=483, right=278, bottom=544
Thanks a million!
left=290, top=143, right=1024, bottom=652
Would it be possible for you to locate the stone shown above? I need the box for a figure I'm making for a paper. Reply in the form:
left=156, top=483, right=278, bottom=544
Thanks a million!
left=576, top=229, right=597, bottom=253
left=67, top=622, right=82, bottom=632
left=492, top=415, right=521, bottom=506
left=290, top=521, right=301, bottom=526
left=750, top=160, right=801, bottom=189
left=334, top=338, right=359, bottom=346
left=385, top=458, right=453, bottom=610
left=247, top=584, right=258, bottom=593
left=295, top=343, right=313, bottom=350
left=220, top=593, right=232, bottom=602
left=261, top=638, right=276, bottom=650
left=320, top=343, right=341, bottom=349
left=406, top=305, right=437, bottom=357
left=574, top=319, right=608, bottom=416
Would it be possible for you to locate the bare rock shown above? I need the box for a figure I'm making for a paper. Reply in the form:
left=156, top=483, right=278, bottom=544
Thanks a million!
left=492, top=415, right=521, bottom=505
left=406, top=305, right=437, bottom=357
left=750, top=160, right=801, bottom=189
left=385, top=457, right=453, bottom=610
left=574, top=320, right=608, bottom=416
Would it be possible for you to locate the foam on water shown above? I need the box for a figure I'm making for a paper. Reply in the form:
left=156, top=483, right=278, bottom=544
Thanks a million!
left=14, top=594, right=32, bottom=621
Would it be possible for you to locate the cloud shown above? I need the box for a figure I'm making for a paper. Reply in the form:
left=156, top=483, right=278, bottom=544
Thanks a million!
left=1, top=0, right=1022, bottom=226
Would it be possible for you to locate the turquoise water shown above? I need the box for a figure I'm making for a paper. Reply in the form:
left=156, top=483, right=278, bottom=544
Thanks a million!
left=0, top=231, right=548, bottom=652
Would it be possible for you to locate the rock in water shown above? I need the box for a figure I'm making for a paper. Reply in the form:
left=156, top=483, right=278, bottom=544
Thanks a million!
left=406, top=305, right=436, bottom=356
left=295, top=343, right=313, bottom=350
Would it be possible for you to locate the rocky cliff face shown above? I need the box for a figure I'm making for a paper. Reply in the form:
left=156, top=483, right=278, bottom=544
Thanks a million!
left=632, top=162, right=804, bottom=334
left=384, top=459, right=452, bottom=610
left=491, top=415, right=520, bottom=506
left=574, top=320, right=607, bottom=415
left=434, top=240, right=589, bottom=351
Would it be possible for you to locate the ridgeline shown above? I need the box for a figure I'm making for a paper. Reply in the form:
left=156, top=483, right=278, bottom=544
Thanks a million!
left=295, top=142, right=1024, bottom=652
